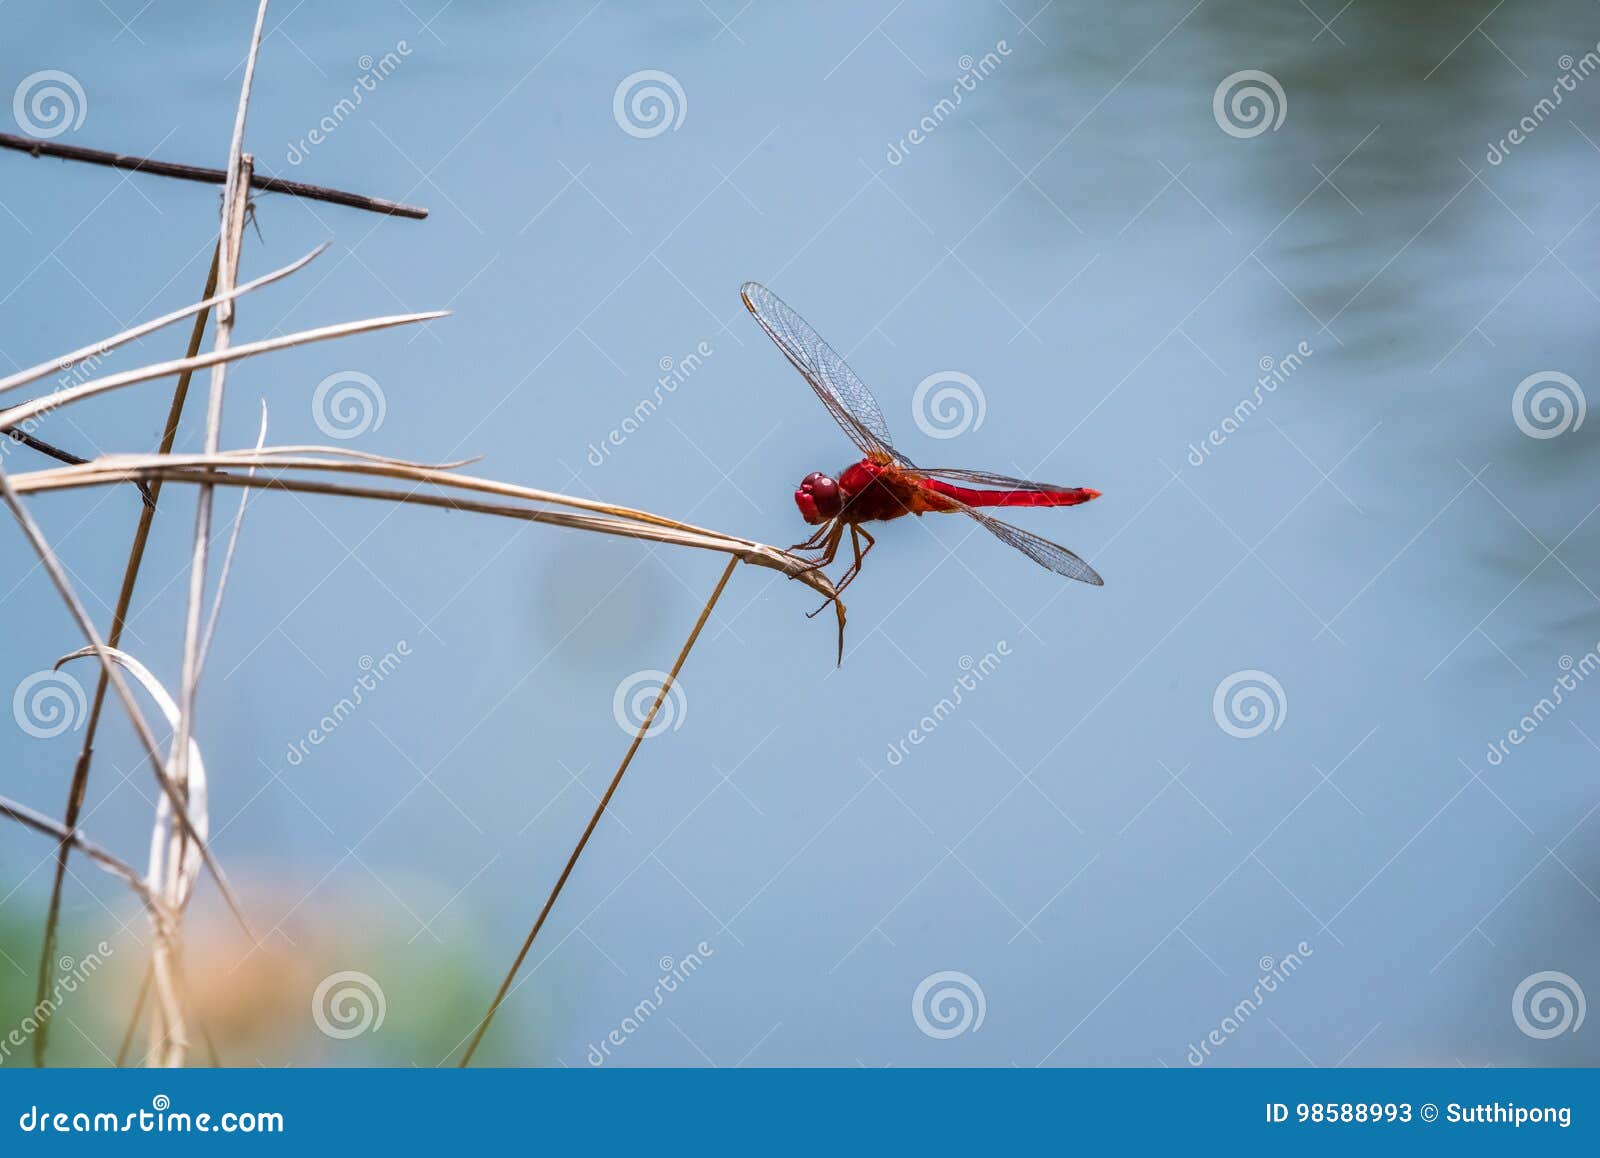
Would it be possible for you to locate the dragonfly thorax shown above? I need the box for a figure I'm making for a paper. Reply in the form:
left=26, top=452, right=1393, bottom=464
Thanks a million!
left=795, top=471, right=843, bottom=524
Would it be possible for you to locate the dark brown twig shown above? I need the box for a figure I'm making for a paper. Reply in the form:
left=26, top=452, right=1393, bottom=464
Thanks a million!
left=0, top=132, right=428, bottom=220
left=1, top=416, right=156, bottom=508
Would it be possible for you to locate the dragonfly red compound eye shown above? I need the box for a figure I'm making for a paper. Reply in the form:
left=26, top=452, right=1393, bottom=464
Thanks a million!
left=802, top=472, right=840, bottom=505
left=795, top=472, right=842, bottom=523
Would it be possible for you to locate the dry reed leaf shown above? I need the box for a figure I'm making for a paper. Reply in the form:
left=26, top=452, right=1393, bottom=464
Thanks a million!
left=55, top=645, right=208, bottom=910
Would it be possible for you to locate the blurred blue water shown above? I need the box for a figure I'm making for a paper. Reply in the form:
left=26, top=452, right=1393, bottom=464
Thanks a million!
left=2, top=1, right=1599, bottom=1065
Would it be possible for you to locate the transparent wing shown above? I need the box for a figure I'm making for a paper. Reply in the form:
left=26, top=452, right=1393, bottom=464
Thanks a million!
left=939, top=492, right=1103, bottom=585
left=740, top=281, right=909, bottom=465
left=913, top=466, right=1080, bottom=493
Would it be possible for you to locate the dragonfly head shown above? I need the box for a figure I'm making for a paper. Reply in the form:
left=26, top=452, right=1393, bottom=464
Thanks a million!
left=795, top=471, right=843, bottom=524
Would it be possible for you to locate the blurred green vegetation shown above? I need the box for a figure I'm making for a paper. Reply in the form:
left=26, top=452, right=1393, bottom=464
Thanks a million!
left=0, top=902, right=563, bottom=1067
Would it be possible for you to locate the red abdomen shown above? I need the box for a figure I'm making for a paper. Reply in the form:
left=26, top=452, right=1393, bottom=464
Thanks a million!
left=919, top=479, right=1099, bottom=509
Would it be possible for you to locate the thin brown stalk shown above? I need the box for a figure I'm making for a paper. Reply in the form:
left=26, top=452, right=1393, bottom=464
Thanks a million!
left=0, top=132, right=429, bottom=219
left=155, top=0, right=269, bottom=1055
left=458, top=555, right=741, bottom=1066
left=31, top=245, right=220, bottom=1069
left=172, top=150, right=252, bottom=886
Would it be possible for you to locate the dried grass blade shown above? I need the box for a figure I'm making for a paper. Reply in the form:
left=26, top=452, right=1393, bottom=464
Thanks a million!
left=0, top=311, right=449, bottom=431
left=0, top=243, right=327, bottom=399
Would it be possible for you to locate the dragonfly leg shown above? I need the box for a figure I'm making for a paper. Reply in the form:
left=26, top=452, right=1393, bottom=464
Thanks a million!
left=789, top=519, right=843, bottom=576
left=808, top=524, right=873, bottom=619
left=789, top=521, right=835, bottom=554
left=790, top=523, right=858, bottom=667
left=830, top=524, right=874, bottom=593
left=803, top=522, right=853, bottom=619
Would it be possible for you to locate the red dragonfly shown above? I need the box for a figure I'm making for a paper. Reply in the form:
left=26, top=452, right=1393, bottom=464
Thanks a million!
left=741, top=282, right=1102, bottom=652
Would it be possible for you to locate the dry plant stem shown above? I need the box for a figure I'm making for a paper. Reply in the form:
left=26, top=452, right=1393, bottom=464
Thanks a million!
left=200, top=403, right=269, bottom=671
left=170, top=951, right=224, bottom=1067
left=27, top=452, right=817, bottom=567
left=122, top=972, right=222, bottom=1066
left=56, top=643, right=215, bottom=1067
left=31, top=245, right=222, bottom=1070
left=0, top=242, right=322, bottom=399
left=173, top=153, right=252, bottom=828
left=0, top=311, right=447, bottom=428
left=12, top=458, right=843, bottom=604
left=0, top=132, right=429, bottom=219
left=458, top=555, right=741, bottom=1067
left=0, top=792, right=186, bottom=1048
left=155, top=0, right=268, bottom=1068
left=0, top=795, right=168, bottom=915
left=115, top=963, right=222, bottom=1071
left=141, top=412, right=268, bottom=1061
left=0, top=465, right=253, bottom=939
left=149, top=945, right=187, bottom=1067
left=115, top=968, right=153, bottom=1067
